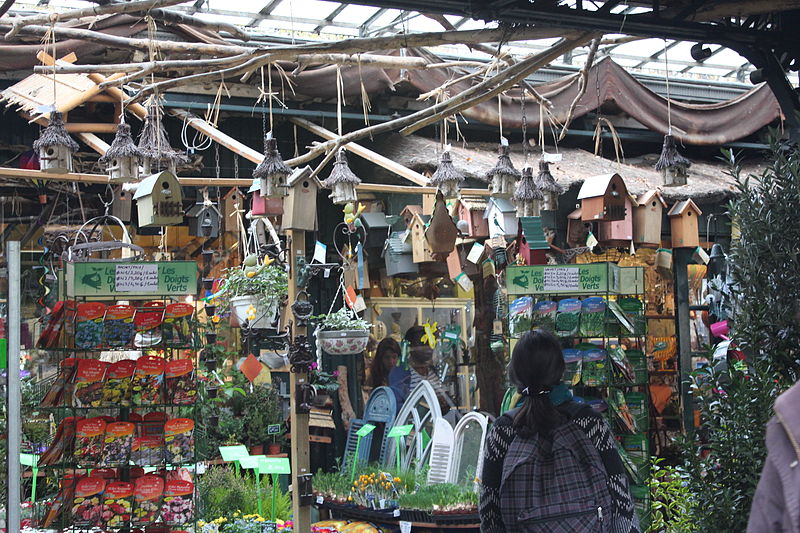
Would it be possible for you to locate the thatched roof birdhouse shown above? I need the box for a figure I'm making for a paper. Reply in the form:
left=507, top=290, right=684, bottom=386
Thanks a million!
left=655, top=134, right=691, bottom=186
left=534, top=159, right=564, bottom=211
left=485, top=142, right=520, bottom=198
left=137, top=101, right=188, bottom=175
left=33, top=111, right=79, bottom=173
left=512, top=166, right=543, bottom=217
left=430, top=150, right=464, bottom=199
left=322, top=149, right=361, bottom=205
left=99, top=123, right=144, bottom=183
left=254, top=136, right=292, bottom=198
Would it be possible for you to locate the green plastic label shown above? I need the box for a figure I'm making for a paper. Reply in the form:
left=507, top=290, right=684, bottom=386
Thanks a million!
left=356, top=424, right=376, bottom=437
left=259, top=457, right=291, bottom=474
left=387, top=424, right=413, bottom=438
left=219, top=445, right=249, bottom=462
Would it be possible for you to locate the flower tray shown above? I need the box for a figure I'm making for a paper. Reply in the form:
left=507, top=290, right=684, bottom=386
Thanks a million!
left=317, top=330, right=369, bottom=355
left=321, top=502, right=397, bottom=523
left=433, top=511, right=480, bottom=525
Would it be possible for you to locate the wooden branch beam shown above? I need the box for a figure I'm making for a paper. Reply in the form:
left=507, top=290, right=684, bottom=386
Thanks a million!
left=3, top=0, right=188, bottom=39
left=290, top=117, right=429, bottom=186
left=168, top=109, right=264, bottom=164
left=147, top=7, right=252, bottom=41
left=76, top=133, right=110, bottom=155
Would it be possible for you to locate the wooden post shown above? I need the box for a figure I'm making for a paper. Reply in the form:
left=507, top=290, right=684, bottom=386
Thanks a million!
left=673, top=247, right=694, bottom=433
left=287, top=229, right=311, bottom=532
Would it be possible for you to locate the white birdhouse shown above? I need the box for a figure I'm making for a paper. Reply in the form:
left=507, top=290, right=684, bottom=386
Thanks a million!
left=99, top=123, right=143, bottom=184
left=484, top=197, right=518, bottom=238
left=33, top=111, right=79, bottom=173
left=132, top=170, right=184, bottom=227
left=283, top=166, right=322, bottom=231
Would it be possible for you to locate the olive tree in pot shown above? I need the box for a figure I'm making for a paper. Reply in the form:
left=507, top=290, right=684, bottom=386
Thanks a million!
left=242, top=384, right=285, bottom=455
left=315, top=307, right=371, bottom=355
left=220, top=254, right=288, bottom=329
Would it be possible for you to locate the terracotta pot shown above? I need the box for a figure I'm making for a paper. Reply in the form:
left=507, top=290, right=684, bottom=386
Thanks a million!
left=250, top=445, right=264, bottom=455
left=317, top=329, right=369, bottom=355
left=267, top=443, right=281, bottom=456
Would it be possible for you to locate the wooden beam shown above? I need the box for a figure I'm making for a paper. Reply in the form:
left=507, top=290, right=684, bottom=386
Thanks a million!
left=289, top=117, right=429, bottom=186
left=65, top=123, right=119, bottom=133
left=76, top=133, right=110, bottom=155
left=169, top=109, right=264, bottom=164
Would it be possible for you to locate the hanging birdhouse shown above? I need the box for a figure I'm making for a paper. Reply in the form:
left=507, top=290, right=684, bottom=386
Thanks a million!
left=400, top=205, right=423, bottom=228
left=512, top=166, right=543, bottom=218
left=429, top=150, right=464, bottom=199
left=186, top=202, right=222, bottom=238
left=361, top=212, right=391, bottom=248
left=249, top=179, right=283, bottom=217
left=137, top=100, right=188, bottom=175
left=534, top=159, right=564, bottom=211
left=282, top=166, right=320, bottom=231
left=254, top=136, right=292, bottom=198
left=484, top=197, right=518, bottom=238
left=99, top=123, right=143, bottom=183
left=598, top=191, right=638, bottom=247
left=111, top=185, right=132, bottom=223
left=383, top=231, right=419, bottom=277
left=322, top=149, right=361, bottom=205
left=409, top=213, right=435, bottom=263
left=517, top=216, right=550, bottom=266
left=132, top=170, right=183, bottom=227
left=485, top=142, right=520, bottom=198
left=425, top=191, right=459, bottom=262
left=567, top=207, right=592, bottom=249
left=633, top=190, right=668, bottom=248
left=577, top=173, right=629, bottom=222
left=222, top=187, right=244, bottom=233
left=453, top=196, right=489, bottom=238
left=32, top=111, right=79, bottom=173
left=668, top=198, right=702, bottom=248
left=655, top=134, right=691, bottom=186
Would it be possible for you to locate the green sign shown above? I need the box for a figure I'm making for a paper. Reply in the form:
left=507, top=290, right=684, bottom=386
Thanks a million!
left=507, top=263, right=621, bottom=295
left=67, top=261, right=197, bottom=297
left=259, top=457, right=291, bottom=474
left=219, top=445, right=250, bottom=462
left=387, top=424, right=413, bottom=438
left=240, top=455, right=266, bottom=470
left=0, top=338, right=6, bottom=370
left=356, top=424, right=376, bottom=437
left=267, top=424, right=282, bottom=435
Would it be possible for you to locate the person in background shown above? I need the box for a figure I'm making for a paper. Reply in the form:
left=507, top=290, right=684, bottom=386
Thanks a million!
left=389, top=326, right=453, bottom=411
left=479, top=329, right=639, bottom=533
left=367, top=337, right=401, bottom=390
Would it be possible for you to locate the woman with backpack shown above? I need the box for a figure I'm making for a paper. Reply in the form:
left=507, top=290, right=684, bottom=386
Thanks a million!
left=479, top=329, right=639, bottom=533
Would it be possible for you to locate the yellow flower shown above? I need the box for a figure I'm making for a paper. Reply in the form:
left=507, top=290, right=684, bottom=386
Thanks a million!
left=393, top=477, right=401, bottom=483
left=211, top=315, right=221, bottom=324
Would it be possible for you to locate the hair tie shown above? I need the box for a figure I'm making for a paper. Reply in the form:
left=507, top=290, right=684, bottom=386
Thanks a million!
left=521, top=386, right=551, bottom=396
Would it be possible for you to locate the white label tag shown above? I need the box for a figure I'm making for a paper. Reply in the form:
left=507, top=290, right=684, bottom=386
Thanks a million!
left=467, top=242, right=484, bottom=264
left=393, top=509, right=401, bottom=517
left=379, top=498, right=386, bottom=509
left=353, top=294, right=367, bottom=313
left=455, top=272, right=473, bottom=292
left=586, top=232, right=599, bottom=248
left=542, top=151, right=562, bottom=162
left=316, top=495, right=323, bottom=504
left=312, top=241, right=327, bottom=264
left=399, top=521, right=412, bottom=533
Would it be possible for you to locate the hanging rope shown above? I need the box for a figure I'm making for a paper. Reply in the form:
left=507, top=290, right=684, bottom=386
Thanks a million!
left=268, top=62, right=274, bottom=134
left=521, top=89, right=529, bottom=165
left=336, top=66, right=344, bottom=137
left=663, top=39, right=673, bottom=135
left=498, top=93, right=503, bottom=141
left=358, top=56, right=372, bottom=128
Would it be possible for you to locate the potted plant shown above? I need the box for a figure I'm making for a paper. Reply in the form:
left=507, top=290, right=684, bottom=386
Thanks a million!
left=219, top=255, right=288, bottom=329
left=310, top=365, right=340, bottom=407
left=315, top=308, right=371, bottom=355
left=241, top=384, right=284, bottom=454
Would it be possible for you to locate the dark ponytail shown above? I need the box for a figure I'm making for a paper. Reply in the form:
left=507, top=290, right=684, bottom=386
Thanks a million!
left=508, top=329, right=566, bottom=436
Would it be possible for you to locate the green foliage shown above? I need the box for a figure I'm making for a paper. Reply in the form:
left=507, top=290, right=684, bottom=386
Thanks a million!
left=647, top=458, right=696, bottom=533
left=314, top=307, right=371, bottom=331
left=218, top=265, right=288, bottom=313
left=398, top=483, right=478, bottom=512
left=241, top=384, right=284, bottom=447
left=199, top=466, right=258, bottom=519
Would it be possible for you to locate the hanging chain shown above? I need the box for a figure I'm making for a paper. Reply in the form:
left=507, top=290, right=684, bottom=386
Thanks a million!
left=214, top=143, right=221, bottom=179
left=595, top=64, right=603, bottom=159
left=663, top=39, right=673, bottom=134
left=234, top=153, right=239, bottom=180
left=521, top=89, right=529, bottom=164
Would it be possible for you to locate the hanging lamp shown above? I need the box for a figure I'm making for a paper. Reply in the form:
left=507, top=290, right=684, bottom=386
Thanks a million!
left=534, top=159, right=564, bottom=211
left=33, top=111, right=79, bottom=174
left=430, top=149, right=464, bottom=199
left=512, top=166, right=543, bottom=217
left=254, top=134, right=291, bottom=198
left=485, top=140, right=521, bottom=198
left=137, top=100, right=188, bottom=175
left=100, top=123, right=144, bottom=183
left=322, top=148, right=361, bottom=205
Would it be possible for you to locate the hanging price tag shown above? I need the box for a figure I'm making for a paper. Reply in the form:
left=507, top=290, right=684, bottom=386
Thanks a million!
left=316, top=495, right=323, bottom=505
left=399, top=521, right=412, bottom=533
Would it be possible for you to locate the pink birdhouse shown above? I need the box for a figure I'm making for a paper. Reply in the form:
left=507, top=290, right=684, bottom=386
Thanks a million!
left=453, top=196, right=489, bottom=238
left=597, top=192, right=638, bottom=247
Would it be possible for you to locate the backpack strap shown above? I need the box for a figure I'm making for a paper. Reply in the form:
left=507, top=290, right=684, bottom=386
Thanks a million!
left=558, top=400, right=593, bottom=421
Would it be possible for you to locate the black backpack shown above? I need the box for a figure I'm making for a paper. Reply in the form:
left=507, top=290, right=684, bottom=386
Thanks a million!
left=499, top=402, right=614, bottom=532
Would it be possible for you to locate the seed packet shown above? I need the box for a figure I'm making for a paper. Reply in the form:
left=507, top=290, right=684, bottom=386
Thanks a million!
left=581, top=348, right=608, bottom=387
left=75, top=302, right=107, bottom=349
left=162, top=303, right=194, bottom=347
left=142, top=412, right=168, bottom=437
left=555, top=298, right=582, bottom=337
left=164, top=418, right=194, bottom=464
left=134, top=302, right=165, bottom=348
left=132, top=436, right=164, bottom=467
left=37, top=300, right=69, bottom=349
left=72, top=476, right=106, bottom=527
left=579, top=297, right=607, bottom=338
left=617, top=297, right=646, bottom=336
left=532, top=300, right=558, bottom=333
left=74, top=417, right=108, bottom=467
left=40, top=358, right=77, bottom=407
left=39, top=416, right=81, bottom=466
left=132, top=475, right=165, bottom=526
left=103, top=304, right=136, bottom=348
left=508, top=297, right=533, bottom=337
left=103, top=481, right=134, bottom=527
left=42, top=474, right=80, bottom=528
left=102, top=422, right=136, bottom=466
left=160, top=480, right=194, bottom=526
left=73, top=359, right=109, bottom=408
left=89, top=468, right=118, bottom=480
left=562, top=349, right=583, bottom=387
left=607, top=342, right=635, bottom=383
left=101, top=360, right=136, bottom=407
left=130, top=356, right=165, bottom=406
left=608, top=389, right=637, bottom=434
left=165, top=359, right=196, bottom=405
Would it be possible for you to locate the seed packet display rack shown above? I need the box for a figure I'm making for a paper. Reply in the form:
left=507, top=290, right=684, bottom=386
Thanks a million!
left=506, top=263, right=651, bottom=522
left=33, top=260, right=200, bottom=533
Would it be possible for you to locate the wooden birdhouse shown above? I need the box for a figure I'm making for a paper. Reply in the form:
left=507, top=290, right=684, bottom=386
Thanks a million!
left=132, top=170, right=183, bottom=227
left=400, top=205, right=423, bottom=228
left=283, top=166, right=321, bottom=231
left=633, top=190, right=667, bottom=248
left=383, top=231, right=419, bottom=276
left=453, top=197, right=489, bottom=238
left=668, top=199, right=702, bottom=248
left=409, top=213, right=435, bottom=263
left=33, top=111, right=78, bottom=173
left=517, top=217, right=550, bottom=265
left=485, top=142, right=520, bottom=198
left=254, top=136, right=291, bottom=198
left=322, top=149, right=360, bottom=205
left=187, top=202, right=222, bottom=238
left=567, top=207, right=592, bottom=249
left=249, top=179, right=283, bottom=217
left=577, top=173, right=629, bottom=222
left=99, top=123, right=142, bottom=183
left=111, top=185, right=132, bottom=223
left=222, top=187, right=245, bottom=233
left=598, top=192, right=638, bottom=247
left=362, top=212, right=391, bottom=248
left=425, top=191, right=459, bottom=261
left=484, top=197, right=518, bottom=238
left=429, top=150, right=465, bottom=199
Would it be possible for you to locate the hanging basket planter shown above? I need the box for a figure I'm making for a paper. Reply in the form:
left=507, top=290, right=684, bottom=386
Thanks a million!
left=317, top=329, right=370, bottom=355
left=230, top=294, right=279, bottom=329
